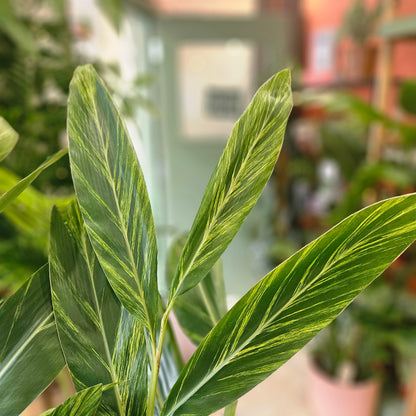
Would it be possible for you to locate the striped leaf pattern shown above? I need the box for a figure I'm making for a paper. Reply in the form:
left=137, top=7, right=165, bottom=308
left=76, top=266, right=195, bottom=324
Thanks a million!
left=40, top=384, right=103, bottom=416
left=169, top=70, right=292, bottom=301
left=49, top=201, right=148, bottom=416
left=67, top=64, right=158, bottom=334
left=0, top=117, right=18, bottom=162
left=161, top=194, right=416, bottom=416
left=0, top=148, right=67, bottom=213
left=0, top=266, right=65, bottom=416
left=166, top=234, right=227, bottom=345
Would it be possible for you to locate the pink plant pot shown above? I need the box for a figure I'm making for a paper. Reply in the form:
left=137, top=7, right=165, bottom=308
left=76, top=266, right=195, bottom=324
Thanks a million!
left=306, top=358, right=381, bottom=416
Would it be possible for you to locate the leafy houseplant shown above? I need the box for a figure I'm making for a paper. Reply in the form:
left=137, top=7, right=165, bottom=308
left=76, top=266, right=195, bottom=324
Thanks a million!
left=337, top=0, right=382, bottom=80
left=0, top=0, right=156, bottom=297
left=338, top=0, right=382, bottom=46
left=1, top=64, right=416, bottom=416
left=294, top=87, right=416, bottom=409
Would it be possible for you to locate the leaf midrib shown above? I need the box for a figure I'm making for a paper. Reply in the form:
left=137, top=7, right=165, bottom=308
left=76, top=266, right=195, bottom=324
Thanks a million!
left=81, top=233, right=124, bottom=415
left=0, top=313, right=52, bottom=380
left=90, top=95, right=154, bottom=336
left=173, top=96, right=283, bottom=300
left=165, top=200, right=411, bottom=415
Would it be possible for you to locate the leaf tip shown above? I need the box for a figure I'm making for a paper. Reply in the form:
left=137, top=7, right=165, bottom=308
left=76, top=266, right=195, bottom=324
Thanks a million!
left=69, top=64, right=99, bottom=98
left=73, top=64, right=97, bottom=79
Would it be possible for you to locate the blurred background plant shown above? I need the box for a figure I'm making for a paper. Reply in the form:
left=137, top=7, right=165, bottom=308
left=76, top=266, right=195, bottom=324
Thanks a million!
left=0, top=0, right=156, bottom=296
left=267, top=5, right=416, bottom=409
left=0, top=0, right=75, bottom=192
left=338, top=0, right=383, bottom=45
left=269, top=53, right=416, bottom=412
left=0, top=0, right=75, bottom=296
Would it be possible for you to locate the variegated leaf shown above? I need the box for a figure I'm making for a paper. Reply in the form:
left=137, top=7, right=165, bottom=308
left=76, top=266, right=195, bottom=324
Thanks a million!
left=162, top=194, right=416, bottom=416
left=67, top=64, right=158, bottom=335
left=0, top=166, right=72, bottom=252
left=0, top=149, right=68, bottom=213
left=49, top=201, right=147, bottom=416
left=166, top=234, right=227, bottom=345
left=39, top=384, right=103, bottom=416
left=0, top=117, right=18, bottom=162
left=0, top=266, right=65, bottom=416
left=169, top=69, right=292, bottom=302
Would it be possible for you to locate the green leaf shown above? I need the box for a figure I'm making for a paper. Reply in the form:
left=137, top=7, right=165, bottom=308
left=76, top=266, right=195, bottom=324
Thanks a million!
left=0, top=148, right=68, bottom=213
left=0, top=117, right=18, bottom=162
left=0, top=266, right=65, bottom=416
left=0, top=167, right=72, bottom=292
left=161, top=194, right=416, bottom=416
left=67, top=64, right=158, bottom=334
left=166, top=234, right=227, bottom=345
left=39, top=384, right=103, bottom=416
left=49, top=201, right=148, bottom=416
left=0, top=166, right=72, bottom=245
left=169, top=69, right=292, bottom=302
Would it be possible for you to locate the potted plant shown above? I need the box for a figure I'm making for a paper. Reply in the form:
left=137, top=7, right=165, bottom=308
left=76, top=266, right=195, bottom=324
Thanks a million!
left=336, top=0, right=382, bottom=80
left=1, top=65, right=416, bottom=416
left=308, top=303, right=383, bottom=416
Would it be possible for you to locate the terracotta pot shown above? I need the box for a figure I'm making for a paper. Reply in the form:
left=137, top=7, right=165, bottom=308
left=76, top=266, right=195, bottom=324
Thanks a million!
left=306, top=358, right=381, bottom=416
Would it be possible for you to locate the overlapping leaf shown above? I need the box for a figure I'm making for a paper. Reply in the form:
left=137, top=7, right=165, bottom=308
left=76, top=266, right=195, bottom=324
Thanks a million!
left=169, top=69, right=292, bottom=302
left=0, top=148, right=68, bottom=212
left=67, top=64, right=158, bottom=334
left=166, top=234, right=227, bottom=345
left=162, top=194, right=416, bottom=416
left=49, top=201, right=148, bottom=416
left=40, top=384, right=103, bottom=416
left=0, top=167, right=72, bottom=291
left=0, top=117, right=18, bottom=162
left=0, top=266, right=65, bottom=416
left=0, top=167, right=71, bottom=243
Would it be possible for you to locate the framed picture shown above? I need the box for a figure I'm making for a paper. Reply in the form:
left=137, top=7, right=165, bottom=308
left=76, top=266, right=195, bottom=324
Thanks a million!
left=177, top=41, right=255, bottom=141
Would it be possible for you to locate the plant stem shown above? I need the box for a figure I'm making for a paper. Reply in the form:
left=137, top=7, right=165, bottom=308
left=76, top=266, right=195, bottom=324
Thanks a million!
left=147, top=344, right=159, bottom=416
left=165, top=313, right=185, bottom=369
left=224, top=401, right=238, bottom=416
left=147, top=302, right=174, bottom=416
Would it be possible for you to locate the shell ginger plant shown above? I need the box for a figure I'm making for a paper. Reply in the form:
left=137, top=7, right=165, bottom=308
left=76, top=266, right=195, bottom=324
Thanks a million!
left=1, top=65, right=416, bottom=416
